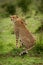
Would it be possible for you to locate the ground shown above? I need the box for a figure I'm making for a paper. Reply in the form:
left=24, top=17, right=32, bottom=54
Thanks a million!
left=0, top=55, right=43, bottom=65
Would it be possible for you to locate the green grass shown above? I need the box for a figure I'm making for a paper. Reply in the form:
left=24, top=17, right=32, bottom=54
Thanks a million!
left=0, top=16, right=43, bottom=65
left=0, top=18, right=16, bottom=53
left=0, top=54, right=43, bottom=65
left=0, top=55, right=43, bottom=65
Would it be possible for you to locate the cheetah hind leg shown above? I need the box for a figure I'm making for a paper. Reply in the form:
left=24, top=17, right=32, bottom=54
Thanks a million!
left=19, top=49, right=28, bottom=56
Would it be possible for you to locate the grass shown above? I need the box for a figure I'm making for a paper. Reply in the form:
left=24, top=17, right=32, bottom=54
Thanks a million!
left=0, top=55, right=43, bottom=65
left=0, top=16, right=43, bottom=65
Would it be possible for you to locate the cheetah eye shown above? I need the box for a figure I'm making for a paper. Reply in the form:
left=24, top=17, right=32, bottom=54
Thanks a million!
left=13, top=17, right=14, bottom=18
left=21, top=22, right=23, bottom=24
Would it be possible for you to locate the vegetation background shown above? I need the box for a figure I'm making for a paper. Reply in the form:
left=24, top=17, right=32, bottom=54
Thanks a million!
left=0, top=0, right=43, bottom=65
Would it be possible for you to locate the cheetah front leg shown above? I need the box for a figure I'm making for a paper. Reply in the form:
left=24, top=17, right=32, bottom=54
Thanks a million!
left=19, top=39, right=23, bottom=48
left=16, top=31, right=19, bottom=48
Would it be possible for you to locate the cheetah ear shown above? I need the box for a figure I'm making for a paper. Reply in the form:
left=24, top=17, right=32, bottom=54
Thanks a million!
left=22, top=19, right=27, bottom=25
left=13, top=15, right=18, bottom=18
left=16, top=15, right=18, bottom=18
